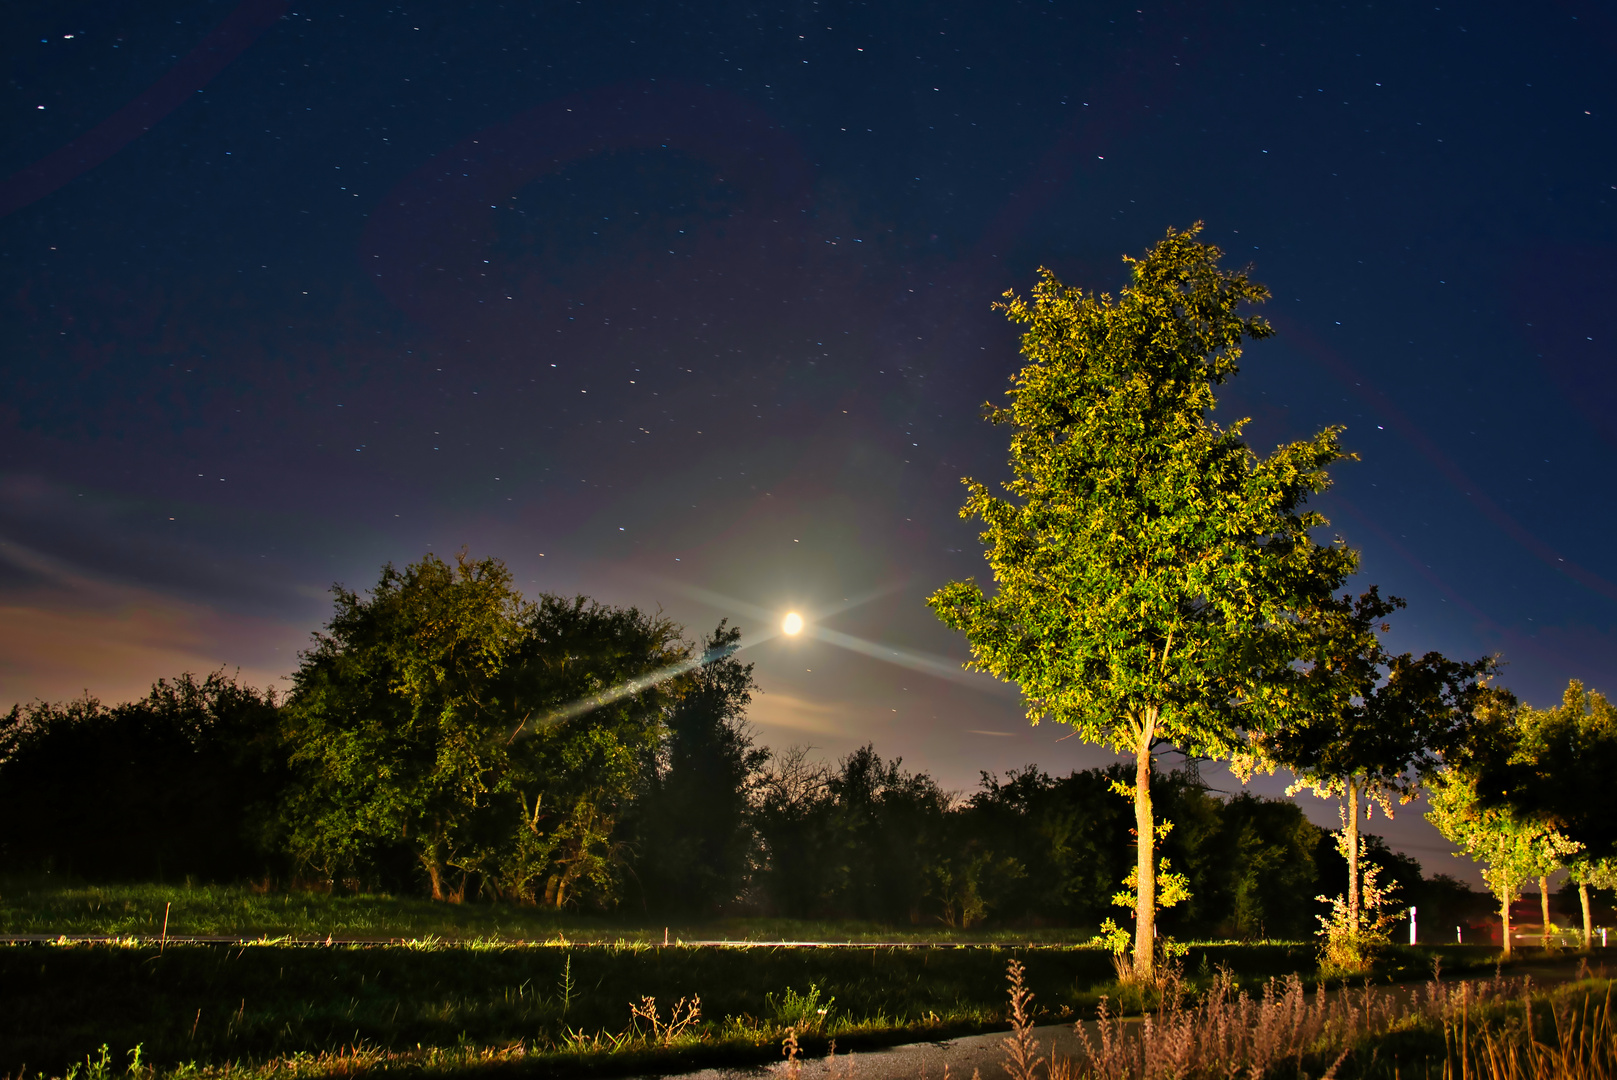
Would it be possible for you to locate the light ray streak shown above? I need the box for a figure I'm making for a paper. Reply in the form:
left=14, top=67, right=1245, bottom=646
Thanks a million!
left=645, top=576, right=909, bottom=624
left=805, top=624, right=1015, bottom=696
left=538, top=579, right=1013, bottom=734
left=516, top=630, right=780, bottom=736
left=654, top=578, right=1015, bottom=696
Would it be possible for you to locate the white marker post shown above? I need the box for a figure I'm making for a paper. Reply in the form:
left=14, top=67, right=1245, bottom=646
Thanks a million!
left=1456, top=925, right=1463, bottom=944
left=1409, top=906, right=1418, bottom=945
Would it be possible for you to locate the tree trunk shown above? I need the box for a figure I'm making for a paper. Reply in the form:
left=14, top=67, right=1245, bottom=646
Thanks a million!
left=1346, top=781, right=1361, bottom=932
left=1580, top=882, right=1593, bottom=951
left=425, top=859, right=445, bottom=902
left=1501, top=890, right=1512, bottom=959
left=1132, top=718, right=1157, bottom=979
left=1540, top=876, right=1552, bottom=950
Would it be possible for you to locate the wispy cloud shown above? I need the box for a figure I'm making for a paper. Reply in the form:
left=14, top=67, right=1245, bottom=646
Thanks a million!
left=747, top=692, right=860, bottom=735
left=0, top=538, right=301, bottom=705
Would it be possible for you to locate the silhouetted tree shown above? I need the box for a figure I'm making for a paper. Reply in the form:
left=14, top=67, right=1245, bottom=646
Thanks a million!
left=631, top=622, right=767, bottom=916
left=752, top=746, right=837, bottom=917
left=1202, top=793, right=1323, bottom=940
left=753, top=745, right=952, bottom=921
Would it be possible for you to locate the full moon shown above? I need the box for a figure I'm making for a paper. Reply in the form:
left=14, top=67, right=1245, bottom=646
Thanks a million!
left=782, top=612, right=804, bottom=636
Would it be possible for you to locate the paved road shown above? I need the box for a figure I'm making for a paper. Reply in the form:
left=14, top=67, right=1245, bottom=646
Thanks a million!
left=651, top=1023, right=1086, bottom=1080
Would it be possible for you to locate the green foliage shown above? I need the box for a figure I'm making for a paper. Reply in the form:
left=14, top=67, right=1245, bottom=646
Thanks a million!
left=1111, top=855, right=1191, bottom=913
left=1470, top=680, right=1617, bottom=863
left=1213, top=793, right=1323, bottom=940
left=279, top=552, right=537, bottom=896
left=765, top=984, right=834, bottom=1031
left=929, top=223, right=1355, bottom=971
left=1098, top=831, right=1192, bottom=964
left=1315, top=862, right=1400, bottom=976
left=1244, top=587, right=1496, bottom=809
left=500, top=593, right=691, bottom=908
left=929, top=223, right=1353, bottom=759
left=1239, top=586, right=1496, bottom=948
left=951, top=764, right=1324, bottom=938
left=1427, top=710, right=1582, bottom=956
left=925, top=852, right=993, bottom=929
left=278, top=552, right=698, bottom=907
left=1094, top=918, right=1133, bottom=956
left=1428, top=769, right=1577, bottom=910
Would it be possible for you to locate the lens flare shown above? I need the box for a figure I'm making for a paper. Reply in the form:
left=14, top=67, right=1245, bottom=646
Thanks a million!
left=782, top=612, right=804, bottom=635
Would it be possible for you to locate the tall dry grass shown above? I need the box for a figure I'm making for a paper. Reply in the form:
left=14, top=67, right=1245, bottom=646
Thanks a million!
left=1439, top=978, right=1617, bottom=1080
left=1001, top=957, right=1616, bottom=1080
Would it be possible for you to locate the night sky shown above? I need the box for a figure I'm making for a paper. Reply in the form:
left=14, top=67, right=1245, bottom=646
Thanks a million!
left=4, top=0, right=1615, bottom=879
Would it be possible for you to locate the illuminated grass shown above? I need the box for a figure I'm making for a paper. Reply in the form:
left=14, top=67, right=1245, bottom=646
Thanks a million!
left=0, top=881, right=1112, bottom=943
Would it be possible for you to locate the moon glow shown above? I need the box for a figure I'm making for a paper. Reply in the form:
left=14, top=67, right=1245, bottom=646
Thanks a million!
left=782, top=612, right=804, bottom=636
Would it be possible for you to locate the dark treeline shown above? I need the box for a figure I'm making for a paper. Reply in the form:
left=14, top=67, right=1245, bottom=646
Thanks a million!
left=0, top=673, right=285, bottom=883
left=0, top=553, right=1477, bottom=938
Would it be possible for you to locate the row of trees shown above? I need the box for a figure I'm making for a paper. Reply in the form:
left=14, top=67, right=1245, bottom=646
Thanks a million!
left=1426, top=682, right=1617, bottom=956
left=926, top=224, right=1613, bottom=973
left=0, top=633, right=1469, bottom=937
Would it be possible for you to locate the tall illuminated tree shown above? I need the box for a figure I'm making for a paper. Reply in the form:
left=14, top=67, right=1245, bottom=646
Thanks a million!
left=929, top=225, right=1355, bottom=976
left=1242, top=587, right=1496, bottom=939
left=1570, top=858, right=1617, bottom=951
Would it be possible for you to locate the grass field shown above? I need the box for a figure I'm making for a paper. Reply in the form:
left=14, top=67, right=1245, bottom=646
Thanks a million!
left=0, top=881, right=1563, bottom=1080
left=0, top=881, right=1098, bottom=943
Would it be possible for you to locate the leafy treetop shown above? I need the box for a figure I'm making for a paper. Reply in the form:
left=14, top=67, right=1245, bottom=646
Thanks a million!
left=1469, top=679, right=1617, bottom=862
left=929, top=223, right=1357, bottom=759
left=1243, top=586, right=1498, bottom=813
